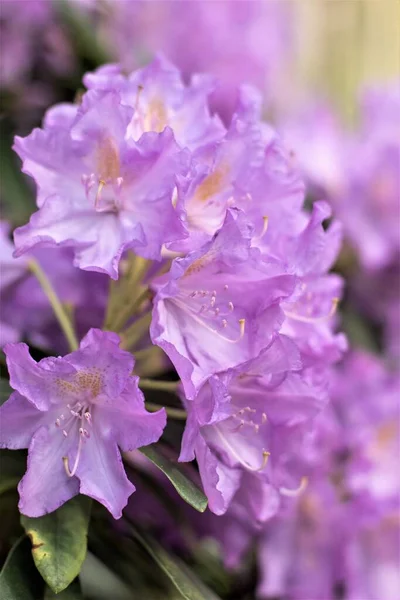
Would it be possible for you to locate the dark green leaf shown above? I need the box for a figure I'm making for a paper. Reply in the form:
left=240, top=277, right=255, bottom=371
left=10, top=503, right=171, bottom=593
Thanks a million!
left=0, top=378, right=12, bottom=407
left=0, top=536, right=44, bottom=600
left=0, top=122, right=35, bottom=227
left=139, top=446, right=207, bottom=513
left=133, top=529, right=221, bottom=600
left=44, top=578, right=82, bottom=599
left=21, top=496, right=91, bottom=594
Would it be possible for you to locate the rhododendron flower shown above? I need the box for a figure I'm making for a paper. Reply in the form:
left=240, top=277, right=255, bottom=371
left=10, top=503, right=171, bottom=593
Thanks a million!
left=0, top=329, right=166, bottom=518
left=83, top=56, right=225, bottom=154
left=13, top=79, right=190, bottom=278
left=179, top=335, right=326, bottom=518
left=151, top=213, right=296, bottom=398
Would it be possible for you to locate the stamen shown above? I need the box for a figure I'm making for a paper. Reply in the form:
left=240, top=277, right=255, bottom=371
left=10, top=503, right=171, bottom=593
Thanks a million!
left=215, top=424, right=270, bottom=472
left=63, top=432, right=84, bottom=478
left=254, top=216, right=269, bottom=240
left=284, top=298, right=339, bottom=323
left=279, top=476, right=308, bottom=497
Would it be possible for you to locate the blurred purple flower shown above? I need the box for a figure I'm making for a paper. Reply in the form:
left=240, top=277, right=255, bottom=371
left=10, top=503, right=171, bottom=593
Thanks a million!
left=99, top=0, right=294, bottom=121
left=0, top=222, right=107, bottom=351
left=0, top=329, right=166, bottom=518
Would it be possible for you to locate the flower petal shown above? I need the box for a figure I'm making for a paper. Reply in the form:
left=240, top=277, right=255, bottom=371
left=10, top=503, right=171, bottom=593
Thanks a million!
left=18, top=426, right=79, bottom=517
left=195, top=435, right=241, bottom=516
left=5, top=342, right=76, bottom=410
left=98, top=379, right=166, bottom=451
left=76, top=430, right=135, bottom=519
left=0, top=392, right=50, bottom=449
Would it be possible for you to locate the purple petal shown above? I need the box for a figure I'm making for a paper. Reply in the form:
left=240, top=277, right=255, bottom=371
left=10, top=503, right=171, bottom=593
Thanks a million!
left=0, top=392, right=49, bottom=449
left=76, top=430, right=135, bottom=519
left=97, top=379, right=166, bottom=451
left=18, top=426, right=79, bottom=517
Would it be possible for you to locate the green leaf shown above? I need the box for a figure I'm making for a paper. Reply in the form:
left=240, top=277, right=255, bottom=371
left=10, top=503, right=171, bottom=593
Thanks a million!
left=0, top=378, right=12, bottom=407
left=21, top=496, right=91, bottom=594
left=0, top=536, right=44, bottom=600
left=133, top=529, right=221, bottom=600
left=139, top=446, right=207, bottom=513
left=44, top=578, right=82, bottom=599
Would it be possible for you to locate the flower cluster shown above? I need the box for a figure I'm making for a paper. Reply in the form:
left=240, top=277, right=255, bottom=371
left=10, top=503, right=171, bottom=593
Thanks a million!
left=282, top=84, right=400, bottom=363
left=1, top=57, right=345, bottom=525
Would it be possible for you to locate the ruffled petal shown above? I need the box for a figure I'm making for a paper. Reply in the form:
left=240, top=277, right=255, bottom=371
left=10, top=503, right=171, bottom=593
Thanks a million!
left=0, top=392, right=50, bottom=449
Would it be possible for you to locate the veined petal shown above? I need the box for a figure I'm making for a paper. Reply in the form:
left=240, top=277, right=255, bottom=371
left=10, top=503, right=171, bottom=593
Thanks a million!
left=97, top=379, right=166, bottom=451
left=18, top=426, right=80, bottom=517
left=76, top=431, right=134, bottom=519
left=195, top=435, right=241, bottom=516
left=0, top=392, right=50, bottom=449
left=5, top=343, right=76, bottom=410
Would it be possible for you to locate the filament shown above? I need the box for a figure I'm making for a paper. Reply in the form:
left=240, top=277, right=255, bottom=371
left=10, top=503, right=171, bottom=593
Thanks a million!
left=284, top=298, right=339, bottom=324
left=63, top=433, right=84, bottom=478
left=214, top=425, right=270, bottom=472
left=279, top=476, right=308, bottom=497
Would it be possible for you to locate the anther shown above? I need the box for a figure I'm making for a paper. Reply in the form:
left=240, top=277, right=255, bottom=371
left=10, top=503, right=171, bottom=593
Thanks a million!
left=63, top=430, right=68, bottom=437
left=228, top=302, right=234, bottom=311
left=55, top=419, right=61, bottom=427
left=224, top=284, right=229, bottom=291
left=222, top=319, right=227, bottom=328
left=262, top=413, right=267, bottom=423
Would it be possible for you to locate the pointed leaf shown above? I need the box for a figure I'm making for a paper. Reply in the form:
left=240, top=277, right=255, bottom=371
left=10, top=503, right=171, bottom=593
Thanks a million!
left=133, top=529, right=221, bottom=600
left=0, top=536, right=44, bottom=600
left=44, top=578, right=83, bottom=599
left=139, top=445, right=207, bottom=512
left=21, top=496, right=91, bottom=594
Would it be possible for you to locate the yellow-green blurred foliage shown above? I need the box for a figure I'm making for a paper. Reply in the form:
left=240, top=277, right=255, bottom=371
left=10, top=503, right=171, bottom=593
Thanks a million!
left=293, top=0, right=400, bottom=123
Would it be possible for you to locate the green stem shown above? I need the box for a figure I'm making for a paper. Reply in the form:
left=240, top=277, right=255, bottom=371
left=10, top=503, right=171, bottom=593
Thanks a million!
left=145, top=402, right=186, bottom=420
left=28, top=259, right=79, bottom=351
left=121, top=312, right=152, bottom=350
left=104, top=255, right=151, bottom=331
left=139, top=379, right=179, bottom=393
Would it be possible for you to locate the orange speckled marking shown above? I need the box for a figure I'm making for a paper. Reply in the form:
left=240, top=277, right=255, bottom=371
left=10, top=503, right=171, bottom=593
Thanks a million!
left=96, top=137, right=120, bottom=182
left=194, top=164, right=229, bottom=203
left=57, top=368, right=103, bottom=398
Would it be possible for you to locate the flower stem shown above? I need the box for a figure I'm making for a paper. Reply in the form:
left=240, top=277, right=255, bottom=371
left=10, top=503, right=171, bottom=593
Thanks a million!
left=120, top=312, right=152, bottom=350
left=139, top=378, right=179, bottom=393
left=28, top=259, right=79, bottom=351
left=145, top=402, right=186, bottom=420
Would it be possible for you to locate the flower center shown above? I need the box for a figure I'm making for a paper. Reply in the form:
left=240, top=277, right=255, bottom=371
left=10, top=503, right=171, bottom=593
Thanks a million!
left=55, top=368, right=103, bottom=477
left=82, top=136, right=123, bottom=213
left=175, top=283, right=246, bottom=343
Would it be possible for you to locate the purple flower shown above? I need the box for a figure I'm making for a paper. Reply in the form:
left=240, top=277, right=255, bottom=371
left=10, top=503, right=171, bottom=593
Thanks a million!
left=13, top=80, right=190, bottom=278
left=151, top=212, right=296, bottom=398
left=179, top=335, right=326, bottom=519
left=255, top=350, right=400, bottom=599
left=282, top=86, right=400, bottom=270
left=171, top=86, right=305, bottom=252
left=0, top=329, right=166, bottom=518
left=84, top=55, right=225, bottom=155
